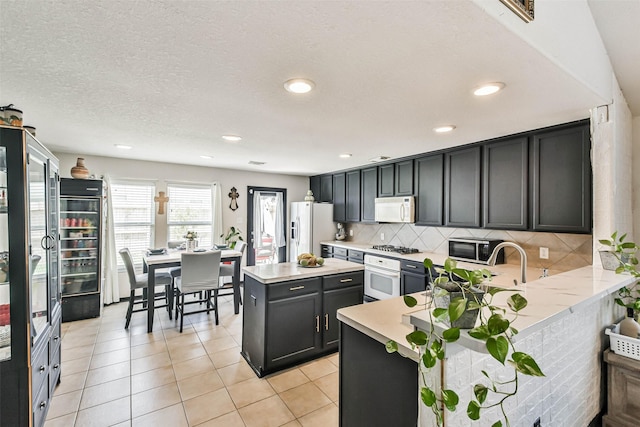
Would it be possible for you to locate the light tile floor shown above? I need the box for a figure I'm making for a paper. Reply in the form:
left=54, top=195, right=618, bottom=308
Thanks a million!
left=45, top=295, right=339, bottom=427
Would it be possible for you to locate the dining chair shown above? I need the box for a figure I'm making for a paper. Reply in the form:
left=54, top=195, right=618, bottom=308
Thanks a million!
left=174, top=250, right=222, bottom=332
left=219, top=241, right=246, bottom=304
left=119, top=248, right=173, bottom=329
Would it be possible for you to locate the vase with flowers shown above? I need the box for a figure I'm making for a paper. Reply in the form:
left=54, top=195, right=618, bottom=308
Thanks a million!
left=184, top=230, right=198, bottom=252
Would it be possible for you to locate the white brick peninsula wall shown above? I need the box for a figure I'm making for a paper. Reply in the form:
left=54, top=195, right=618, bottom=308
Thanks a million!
left=410, top=266, right=632, bottom=427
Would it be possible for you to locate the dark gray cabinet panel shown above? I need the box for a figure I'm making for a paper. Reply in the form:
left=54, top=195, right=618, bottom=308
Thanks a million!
left=346, top=170, right=361, bottom=222
left=378, top=164, right=395, bottom=197
left=332, top=173, right=346, bottom=222
left=309, top=176, right=320, bottom=202
left=323, top=285, right=363, bottom=348
left=415, top=154, right=444, bottom=226
left=395, top=159, right=414, bottom=196
left=483, top=137, right=528, bottom=230
left=445, top=146, right=481, bottom=227
left=320, top=175, right=333, bottom=203
left=532, top=125, right=591, bottom=233
left=360, top=167, right=377, bottom=222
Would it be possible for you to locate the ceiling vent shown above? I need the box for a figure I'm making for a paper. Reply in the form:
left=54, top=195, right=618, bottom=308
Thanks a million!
left=369, top=156, right=391, bottom=163
left=248, top=160, right=266, bottom=165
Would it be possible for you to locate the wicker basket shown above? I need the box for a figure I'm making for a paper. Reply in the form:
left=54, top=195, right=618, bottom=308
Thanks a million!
left=606, top=324, right=640, bottom=361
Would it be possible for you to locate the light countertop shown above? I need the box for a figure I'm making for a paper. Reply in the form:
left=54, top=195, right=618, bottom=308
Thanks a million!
left=243, top=258, right=364, bottom=284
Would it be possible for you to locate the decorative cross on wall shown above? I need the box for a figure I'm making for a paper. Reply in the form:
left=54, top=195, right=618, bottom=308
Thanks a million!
left=154, top=191, right=169, bottom=215
left=228, top=187, right=239, bottom=211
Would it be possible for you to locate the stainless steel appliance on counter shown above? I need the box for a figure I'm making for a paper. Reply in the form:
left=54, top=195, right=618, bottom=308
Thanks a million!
left=448, top=237, right=504, bottom=265
left=364, top=254, right=401, bottom=301
left=289, top=202, right=334, bottom=262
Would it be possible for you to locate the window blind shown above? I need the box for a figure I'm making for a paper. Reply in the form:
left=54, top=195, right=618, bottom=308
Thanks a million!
left=167, top=183, right=213, bottom=247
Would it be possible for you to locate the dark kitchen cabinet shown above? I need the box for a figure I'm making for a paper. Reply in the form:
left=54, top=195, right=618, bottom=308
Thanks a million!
left=483, top=137, right=528, bottom=230
left=415, top=154, right=444, bottom=226
left=332, top=172, right=346, bottom=222
left=395, top=159, right=414, bottom=196
left=320, top=244, right=333, bottom=259
left=400, top=259, right=432, bottom=295
left=346, top=170, right=361, bottom=222
left=242, top=271, right=364, bottom=377
left=531, top=125, right=591, bottom=233
left=322, top=273, right=364, bottom=349
left=333, top=247, right=348, bottom=260
left=320, top=175, right=333, bottom=203
left=309, top=176, right=320, bottom=202
left=378, top=164, right=395, bottom=197
left=445, top=146, right=481, bottom=227
left=347, top=249, right=364, bottom=264
left=360, top=166, right=378, bottom=222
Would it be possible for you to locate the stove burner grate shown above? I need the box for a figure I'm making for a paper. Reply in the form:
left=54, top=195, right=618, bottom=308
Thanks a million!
left=372, top=245, right=420, bottom=254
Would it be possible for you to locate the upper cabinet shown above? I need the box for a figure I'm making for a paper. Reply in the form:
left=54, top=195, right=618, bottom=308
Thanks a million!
left=320, top=175, right=333, bottom=203
left=378, top=160, right=414, bottom=197
left=332, top=172, right=346, bottom=222
left=444, top=146, right=481, bottom=228
left=394, top=160, right=414, bottom=196
left=482, top=137, right=528, bottom=230
left=345, top=170, right=361, bottom=223
left=415, top=154, right=443, bottom=226
left=531, top=124, right=591, bottom=233
left=360, top=167, right=377, bottom=223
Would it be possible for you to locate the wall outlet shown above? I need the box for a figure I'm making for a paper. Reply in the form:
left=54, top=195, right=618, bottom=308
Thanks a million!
left=349, top=229, right=354, bottom=237
left=539, top=247, right=549, bottom=259
left=380, top=232, right=385, bottom=241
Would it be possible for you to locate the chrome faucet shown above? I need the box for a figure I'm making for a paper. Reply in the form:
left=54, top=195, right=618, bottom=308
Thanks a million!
left=487, top=242, right=527, bottom=284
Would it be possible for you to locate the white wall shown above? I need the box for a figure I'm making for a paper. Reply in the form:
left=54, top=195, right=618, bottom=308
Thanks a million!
left=55, top=152, right=309, bottom=297
left=633, top=116, right=640, bottom=237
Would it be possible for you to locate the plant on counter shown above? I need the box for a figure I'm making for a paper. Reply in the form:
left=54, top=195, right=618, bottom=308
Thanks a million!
left=598, top=231, right=638, bottom=271
left=220, top=226, right=243, bottom=248
left=385, top=258, right=544, bottom=427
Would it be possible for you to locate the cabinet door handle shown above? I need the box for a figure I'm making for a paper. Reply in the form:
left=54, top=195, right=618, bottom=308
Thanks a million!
left=39, top=401, right=46, bottom=410
left=325, top=313, right=329, bottom=330
left=406, top=265, right=417, bottom=269
left=339, top=278, right=353, bottom=283
left=290, top=285, right=305, bottom=291
left=53, top=364, right=60, bottom=370
left=315, top=315, right=320, bottom=332
left=53, top=335, right=60, bottom=341
left=39, top=365, right=46, bottom=372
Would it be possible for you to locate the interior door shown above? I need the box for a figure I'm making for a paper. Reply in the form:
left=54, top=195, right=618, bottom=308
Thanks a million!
left=247, top=187, right=287, bottom=266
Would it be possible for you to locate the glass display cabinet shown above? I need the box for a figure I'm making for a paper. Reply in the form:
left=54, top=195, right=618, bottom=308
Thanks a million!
left=60, top=178, right=103, bottom=321
left=0, top=126, right=61, bottom=427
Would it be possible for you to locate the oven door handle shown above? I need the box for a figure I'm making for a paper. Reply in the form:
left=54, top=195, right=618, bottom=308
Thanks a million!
left=365, top=265, right=401, bottom=279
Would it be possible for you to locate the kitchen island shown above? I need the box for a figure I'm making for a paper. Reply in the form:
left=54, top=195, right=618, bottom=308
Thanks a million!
left=242, top=258, right=364, bottom=377
left=337, top=265, right=634, bottom=427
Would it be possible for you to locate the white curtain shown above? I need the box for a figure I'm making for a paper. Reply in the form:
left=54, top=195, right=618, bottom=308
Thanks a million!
left=253, top=190, right=263, bottom=248
left=274, top=192, right=285, bottom=248
left=102, top=174, right=120, bottom=304
left=212, top=182, right=223, bottom=245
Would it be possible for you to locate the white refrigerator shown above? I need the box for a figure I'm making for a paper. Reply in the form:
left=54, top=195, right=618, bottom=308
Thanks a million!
left=289, top=202, right=335, bottom=262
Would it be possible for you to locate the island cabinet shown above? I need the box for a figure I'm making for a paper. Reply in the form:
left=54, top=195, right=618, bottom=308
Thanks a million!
left=332, top=172, right=346, bottom=222
left=414, top=154, right=443, bottom=226
left=360, top=166, right=377, bottom=222
left=531, top=124, right=591, bottom=233
left=444, top=146, right=481, bottom=227
left=345, top=170, right=361, bottom=222
left=242, top=270, right=364, bottom=377
left=482, top=137, right=528, bottom=230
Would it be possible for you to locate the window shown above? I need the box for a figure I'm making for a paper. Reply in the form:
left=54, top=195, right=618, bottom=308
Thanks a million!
left=111, top=181, right=155, bottom=267
left=167, top=183, right=213, bottom=247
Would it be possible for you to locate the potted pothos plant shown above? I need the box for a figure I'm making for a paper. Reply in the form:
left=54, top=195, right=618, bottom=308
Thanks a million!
left=603, top=232, right=640, bottom=316
left=598, top=231, right=638, bottom=271
left=386, top=258, right=544, bottom=427
left=220, top=226, right=244, bottom=249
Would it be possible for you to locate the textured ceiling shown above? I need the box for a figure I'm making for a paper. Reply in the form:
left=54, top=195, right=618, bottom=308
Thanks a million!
left=0, top=1, right=631, bottom=176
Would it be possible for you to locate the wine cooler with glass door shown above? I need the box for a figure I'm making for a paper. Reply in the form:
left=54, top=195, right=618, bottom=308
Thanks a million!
left=60, top=178, right=103, bottom=321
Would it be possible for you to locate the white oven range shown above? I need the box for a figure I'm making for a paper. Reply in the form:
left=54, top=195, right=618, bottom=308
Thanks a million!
left=363, top=254, right=401, bottom=301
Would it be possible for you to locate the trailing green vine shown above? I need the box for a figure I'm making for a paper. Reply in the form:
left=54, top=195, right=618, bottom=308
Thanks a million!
left=386, top=258, right=544, bottom=427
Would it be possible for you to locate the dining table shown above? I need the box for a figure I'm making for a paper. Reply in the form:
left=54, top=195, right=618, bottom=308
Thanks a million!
left=143, top=248, right=243, bottom=332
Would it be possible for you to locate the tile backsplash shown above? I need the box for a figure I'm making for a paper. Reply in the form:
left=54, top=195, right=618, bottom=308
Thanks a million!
left=345, top=223, right=592, bottom=273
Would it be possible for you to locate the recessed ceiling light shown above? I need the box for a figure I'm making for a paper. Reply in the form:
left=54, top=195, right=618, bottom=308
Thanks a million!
left=114, top=144, right=132, bottom=150
left=248, top=160, right=266, bottom=165
left=369, top=156, right=391, bottom=163
left=222, top=135, right=242, bottom=142
left=433, top=125, right=456, bottom=133
left=339, top=153, right=352, bottom=158
left=473, top=82, right=506, bottom=96
left=284, top=78, right=315, bottom=94
left=200, top=155, right=213, bottom=159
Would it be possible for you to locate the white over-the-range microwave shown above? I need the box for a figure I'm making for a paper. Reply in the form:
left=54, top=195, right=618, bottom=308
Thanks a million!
left=374, top=196, right=415, bottom=223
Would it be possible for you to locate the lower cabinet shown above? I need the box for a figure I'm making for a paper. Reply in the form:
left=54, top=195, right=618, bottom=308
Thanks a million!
left=603, top=349, right=640, bottom=427
left=242, top=272, right=364, bottom=377
left=400, top=260, right=431, bottom=295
